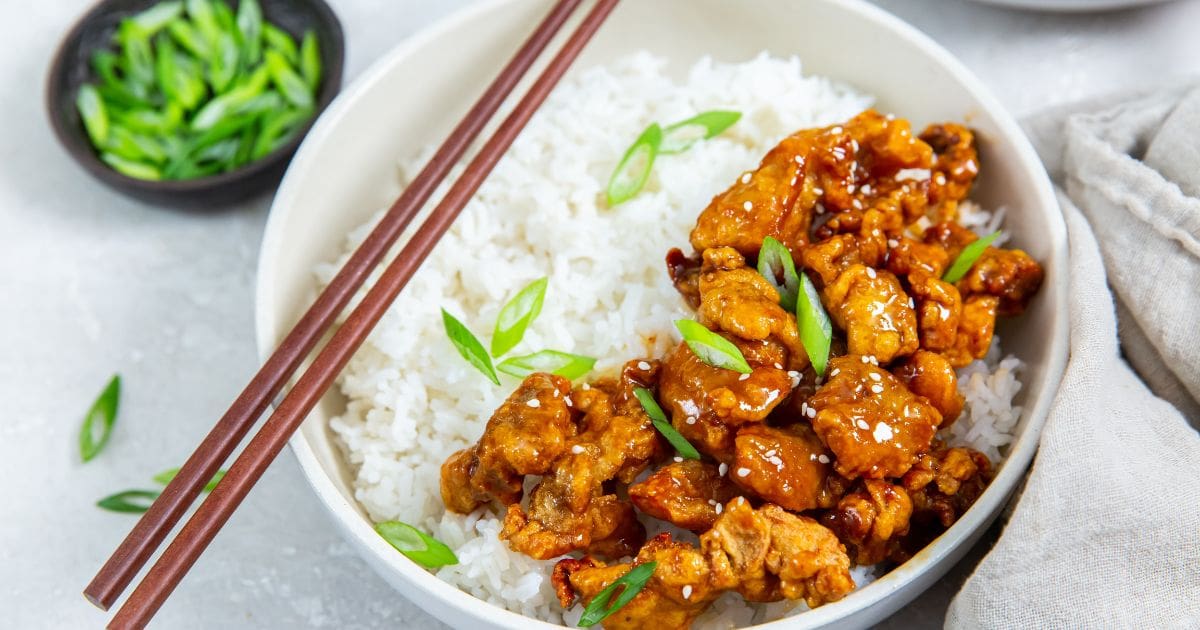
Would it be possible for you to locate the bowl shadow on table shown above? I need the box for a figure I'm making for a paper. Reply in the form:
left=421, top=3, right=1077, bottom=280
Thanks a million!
left=45, top=0, right=344, bottom=209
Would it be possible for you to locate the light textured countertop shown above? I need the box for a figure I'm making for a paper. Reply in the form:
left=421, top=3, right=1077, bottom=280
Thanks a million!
left=4, top=0, right=1199, bottom=628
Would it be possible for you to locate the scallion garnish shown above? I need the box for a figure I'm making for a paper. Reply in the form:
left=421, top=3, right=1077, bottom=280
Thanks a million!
left=299, top=30, right=322, bottom=90
left=76, top=84, right=109, bottom=146
left=375, top=521, right=459, bottom=569
left=578, top=561, right=658, bottom=627
left=674, top=320, right=752, bottom=374
left=491, top=277, right=549, bottom=357
left=633, top=388, right=699, bottom=460
left=757, top=236, right=800, bottom=311
left=153, top=467, right=227, bottom=492
left=97, top=489, right=159, bottom=514
left=441, top=309, right=499, bottom=385
left=79, top=374, right=121, bottom=462
left=498, top=350, right=596, bottom=380
left=606, top=123, right=662, bottom=206
left=659, top=110, right=741, bottom=154
left=942, top=231, right=1001, bottom=283
left=796, top=273, right=832, bottom=376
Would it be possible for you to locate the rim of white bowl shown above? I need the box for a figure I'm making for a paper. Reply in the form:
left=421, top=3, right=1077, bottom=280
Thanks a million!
left=255, top=0, right=1070, bottom=627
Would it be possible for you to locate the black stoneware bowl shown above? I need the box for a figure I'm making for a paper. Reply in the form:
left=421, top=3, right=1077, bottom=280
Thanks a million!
left=46, top=0, right=344, bottom=208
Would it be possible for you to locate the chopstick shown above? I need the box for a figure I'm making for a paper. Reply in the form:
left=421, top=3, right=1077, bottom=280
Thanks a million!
left=83, top=0, right=584, bottom=613
left=104, top=0, right=620, bottom=627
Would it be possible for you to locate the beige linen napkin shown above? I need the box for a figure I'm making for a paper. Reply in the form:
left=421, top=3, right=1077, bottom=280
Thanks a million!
left=946, top=88, right=1200, bottom=628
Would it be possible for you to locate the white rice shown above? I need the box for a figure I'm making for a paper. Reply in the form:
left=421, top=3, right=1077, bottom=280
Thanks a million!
left=317, top=53, right=1025, bottom=627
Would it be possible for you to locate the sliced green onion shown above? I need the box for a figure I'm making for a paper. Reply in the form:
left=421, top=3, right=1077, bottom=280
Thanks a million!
left=659, top=110, right=741, bottom=154
left=943, top=231, right=1001, bottom=283
left=497, top=350, right=596, bottom=380
left=79, top=374, right=121, bottom=462
left=578, top=561, right=658, bottom=627
left=209, top=31, right=241, bottom=94
left=154, top=36, right=202, bottom=111
left=105, top=126, right=168, bottom=163
left=101, top=152, right=163, bottom=180
left=167, top=19, right=211, bottom=58
left=250, top=106, right=311, bottom=160
left=757, top=236, right=800, bottom=311
left=299, top=30, right=322, bottom=91
left=674, top=319, right=751, bottom=374
left=606, top=123, right=662, bottom=206
left=129, top=0, right=183, bottom=36
left=491, top=277, right=548, bottom=357
left=262, top=23, right=299, bottom=64
left=186, top=0, right=221, bottom=47
left=633, top=388, right=699, bottom=460
left=375, top=521, right=459, bottom=568
left=236, top=0, right=264, bottom=64
left=190, top=65, right=269, bottom=130
left=76, top=84, right=109, bottom=146
left=152, top=467, right=226, bottom=492
left=97, top=489, right=159, bottom=514
left=118, top=22, right=156, bottom=91
left=796, top=272, right=832, bottom=376
left=442, top=309, right=499, bottom=385
left=264, top=49, right=314, bottom=109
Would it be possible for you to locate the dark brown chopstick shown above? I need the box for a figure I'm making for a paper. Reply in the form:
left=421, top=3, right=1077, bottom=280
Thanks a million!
left=82, top=0, right=584, bottom=613
left=105, top=0, right=619, bottom=627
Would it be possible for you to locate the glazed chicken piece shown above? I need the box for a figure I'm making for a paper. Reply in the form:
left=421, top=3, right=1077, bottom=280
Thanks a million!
left=943, top=295, right=999, bottom=368
left=554, top=502, right=855, bottom=629
left=893, top=350, right=964, bottom=426
left=695, top=246, right=808, bottom=370
left=628, top=460, right=740, bottom=533
left=920, top=123, right=979, bottom=220
left=896, top=445, right=992, bottom=557
left=808, top=355, right=941, bottom=479
left=501, top=361, right=663, bottom=559
left=906, top=270, right=963, bottom=353
left=885, top=237, right=950, bottom=281
left=821, top=264, right=919, bottom=364
left=702, top=499, right=855, bottom=607
left=658, top=338, right=792, bottom=461
left=800, top=234, right=869, bottom=286
left=957, top=247, right=1044, bottom=316
left=923, top=221, right=978, bottom=260
left=440, top=373, right=575, bottom=513
left=730, top=423, right=839, bottom=511
left=820, top=479, right=913, bottom=565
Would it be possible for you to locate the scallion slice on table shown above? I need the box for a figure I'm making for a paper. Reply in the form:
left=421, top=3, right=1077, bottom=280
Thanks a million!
left=633, top=388, right=699, bottom=460
left=757, top=236, right=800, bottom=311
left=442, top=309, right=500, bottom=385
left=97, top=490, right=160, bottom=514
left=674, top=319, right=752, bottom=374
left=659, top=110, right=742, bottom=154
left=79, top=374, right=121, bottom=462
left=375, top=521, right=459, bottom=569
left=577, top=561, right=658, bottom=628
left=606, top=123, right=662, bottom=206
left=796, top=272, right=832, bottom=376
left=498, top=350, right=596, bottom=380
left=943, top=231, right=1001, bottom=283
left=491, top=277, right=549, bottom=357
left=152, top=467, right=226, bottom=492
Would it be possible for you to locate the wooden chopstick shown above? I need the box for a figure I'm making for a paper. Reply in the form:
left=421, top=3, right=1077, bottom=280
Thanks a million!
left=105, top=0, right=620, bottom=627
left=82, top=0, right=584, bottom=613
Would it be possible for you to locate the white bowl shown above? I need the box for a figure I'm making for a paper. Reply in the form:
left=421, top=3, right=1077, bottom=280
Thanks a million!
left=964, top=0, right=1172, bottom=11
left=255, top=0, right=1069, bottom=627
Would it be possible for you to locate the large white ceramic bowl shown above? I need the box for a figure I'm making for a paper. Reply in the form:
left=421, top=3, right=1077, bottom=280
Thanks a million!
left=255, top=0, right=1069, bottom=627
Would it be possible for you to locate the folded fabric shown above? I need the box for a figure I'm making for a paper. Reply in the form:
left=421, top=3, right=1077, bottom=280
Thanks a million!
left=946, top=88, right=1200, bottom=628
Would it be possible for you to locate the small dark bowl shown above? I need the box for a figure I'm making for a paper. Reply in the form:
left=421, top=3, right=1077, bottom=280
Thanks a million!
left=46, top=0, right=344, bottom=208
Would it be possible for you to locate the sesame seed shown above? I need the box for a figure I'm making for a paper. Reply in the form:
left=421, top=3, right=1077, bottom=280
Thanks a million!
left=683, top=585, right=693, bottom=599
left=795, top=155, right=804, bottom=164
left=718, top=463, right=729, bottom=476
left=686, top=416, right=697, bottom=425
left=830, top=368, right=840, bottom=377
left=736, top=467, right=751, bottom=477
left=637, top=361, right=651, bottom=371
left=857, top=419, right=870, bottom=430
left=743, top=201, right=753, bottom=211
left=787, top=370, right=800, bottom=378
left=800, top=402, right=809, bottom=414
left=790, top=176, right=797, bottom=186
left=831, top=126, right=843, bottom=134
left=909, top=298, right=915, bottom=308
left=581, top=383, right=590, bottom=390
left=873, top=422, right=894, bottom=443
left=869, top=356, right=878, bottom=365
left=847, top=184, right=856, bottom=194
left=565, top=396, right=573, bottom=407
left=764, top=449, right=778, bottom=458
left=818, top=454, right=831, bottom=464
left=674, top=456, right=683, bottom=463
left=866, top=267, right=877, bottom=279
left=809, top=453, right=817, bottom=461
left=871, top=384, right=884, bottom=394
left=715, top=503, right=724, bottom=514
left=738, top=373, right=750, bottom=381
left=768, top=456, right=783, bottom=466
left=806, top=406, right=817, bottom=419
left=868, top=372, right=881, bottom=382
left=814, top=187, right=824, bottom=195
left=741, top=173, right=752, bottom=184
left=861, top=355, right=869, bottom=363
left=887, top=239, right=898, bottom=248
left=526, top=399, right=541, bottom=408
left=571, top=445, right=585, bottom=454
left=708, top=499, right=718, bottom=506
left=774, top=362, right=783, bottom=370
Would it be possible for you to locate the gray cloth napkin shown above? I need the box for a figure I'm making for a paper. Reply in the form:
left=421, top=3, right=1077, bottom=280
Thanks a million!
left=945, top=88, right=1200, bottom=628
